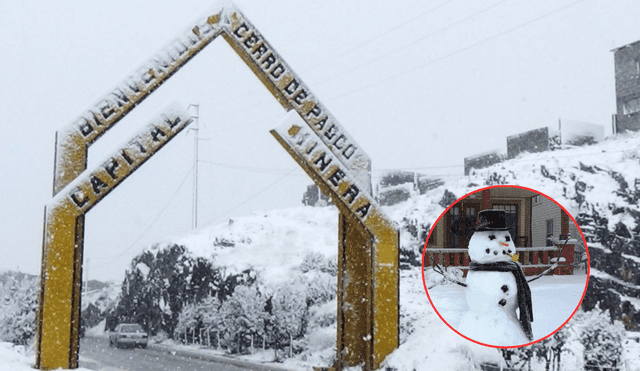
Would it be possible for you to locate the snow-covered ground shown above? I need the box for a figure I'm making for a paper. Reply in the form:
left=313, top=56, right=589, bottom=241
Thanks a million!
left=426, top=270, right=589, bottom=345
left=0, top=343, right=92, bottom=371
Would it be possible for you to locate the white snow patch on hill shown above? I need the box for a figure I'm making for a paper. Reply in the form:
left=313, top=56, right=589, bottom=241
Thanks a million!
left=173, top=206, right=339, bottom=286
left=81, top=283, right=120, bottom=311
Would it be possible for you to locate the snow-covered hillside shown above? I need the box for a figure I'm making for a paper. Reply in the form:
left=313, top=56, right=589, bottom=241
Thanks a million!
left=95, top=131, right=640, bottom=370
left=461, top=132, right=640, bottom=329
left=172, top=207, right=339, bottom=287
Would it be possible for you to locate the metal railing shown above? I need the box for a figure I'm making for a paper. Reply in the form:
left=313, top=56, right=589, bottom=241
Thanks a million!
left=425, top=244, right=575, bottom=277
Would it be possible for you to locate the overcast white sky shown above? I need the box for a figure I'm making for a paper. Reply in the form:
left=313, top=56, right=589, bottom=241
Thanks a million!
left=0, top=0, right=636, bottom=282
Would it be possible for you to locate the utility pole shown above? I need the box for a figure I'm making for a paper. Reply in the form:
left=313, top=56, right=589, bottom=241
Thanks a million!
left=188, top=104, right=200, bottom=230
left=558, top=118, right=562, bottom=145
left=84, top=258, right=89, bottom=294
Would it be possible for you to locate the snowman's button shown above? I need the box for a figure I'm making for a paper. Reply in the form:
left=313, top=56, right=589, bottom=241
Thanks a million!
left=501, top=285, right=508, bottom=293
left=499, top=299, right=507, bottom=306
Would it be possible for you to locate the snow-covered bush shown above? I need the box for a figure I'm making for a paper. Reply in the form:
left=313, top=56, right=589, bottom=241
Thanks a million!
left=501, top=307, right=625, bottom=371
left=199, top=294, right=222, bottom=332
left=174, top=302, right=198, bottom=338
left=304, top=271, right=336, bottom=306
left=0, top=276, right=38, bottom=345
left=219, top=285, right=268, bottom=353
left=300, top=252, right=336, bottom=275
left=577, top=308, right=625, bottom=370
left=271, top=283, right=308, bottom=357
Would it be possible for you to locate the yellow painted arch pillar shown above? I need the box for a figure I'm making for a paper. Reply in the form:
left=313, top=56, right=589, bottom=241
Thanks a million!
left=272, top=113, right=399, bottom=370
left=36, top=108, right=192, bottom=369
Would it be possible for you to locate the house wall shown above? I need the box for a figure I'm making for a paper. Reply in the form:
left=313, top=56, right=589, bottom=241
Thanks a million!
left=531, top=195, right=560, bottom=247
left=427, top=221, right=445, bottom=250
left=532, top=195, right=586, bottom=254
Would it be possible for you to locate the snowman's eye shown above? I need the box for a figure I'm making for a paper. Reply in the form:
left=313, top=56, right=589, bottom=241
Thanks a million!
left=485, top=248, right=490, bottom=254
left=505, top=236, right=511, bottom=242
left=488, top=235, right=496, bottom=240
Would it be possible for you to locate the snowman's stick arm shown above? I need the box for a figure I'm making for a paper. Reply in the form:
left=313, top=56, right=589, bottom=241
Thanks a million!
left=526, top=235, right=571, bottom=283
left=426, top=251, right=467, bottom=287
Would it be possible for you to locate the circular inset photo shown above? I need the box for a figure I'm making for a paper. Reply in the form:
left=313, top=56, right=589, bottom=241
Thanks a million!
left=421, top=185, right=589, bottom=348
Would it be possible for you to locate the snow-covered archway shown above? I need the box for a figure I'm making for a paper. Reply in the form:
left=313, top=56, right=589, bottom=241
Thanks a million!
left=37, top=3, right=398, bottom=370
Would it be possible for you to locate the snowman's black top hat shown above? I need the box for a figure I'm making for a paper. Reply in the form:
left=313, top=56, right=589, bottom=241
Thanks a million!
left=476, top=209, right=509, bottom=231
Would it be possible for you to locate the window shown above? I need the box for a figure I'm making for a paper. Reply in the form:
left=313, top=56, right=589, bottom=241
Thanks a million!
left=427, top=228, right=437, bottom=245
left=493, top=204, right=517, bottom=214
left=447, top=204, right=477, bottom=249
left=546, top=219, right=554, bottom=246
left=623, top=97, right=640, bottom=115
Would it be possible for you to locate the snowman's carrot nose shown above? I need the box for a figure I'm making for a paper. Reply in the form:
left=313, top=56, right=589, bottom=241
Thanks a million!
left=499, top=241, right=509, bottom=246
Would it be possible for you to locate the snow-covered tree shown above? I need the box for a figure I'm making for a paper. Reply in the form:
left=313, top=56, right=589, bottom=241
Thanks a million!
left=199, top=294, right=222, bottom=331
left=576, top=308, right=625, bottom=370
left=271, top=283, right=308, bottom=357
left=219, top=285, right=267, bottom=353
left=300, top=252, right=336, bottom=276
left=304, top=271, right=335, bottom=306
left=115, top=244, right=229, bottom=337
left=0, top=276, right=38, bottom=345
left=528, top=319, right=573, bottom=371
left=174, top=302, right=198, bottom=340
left=501, top=307, right=626, bottom=371
left=198, top=294, right=223, bottom=347
left=173, top=293, right=224, bottom=346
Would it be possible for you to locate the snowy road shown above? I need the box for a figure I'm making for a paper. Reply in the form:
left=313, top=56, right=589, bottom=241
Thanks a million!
left=78, top=337, right=283, bottom=371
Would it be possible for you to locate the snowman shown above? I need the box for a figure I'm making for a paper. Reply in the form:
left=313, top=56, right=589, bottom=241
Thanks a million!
left=457, top=209, right=533, bottom=346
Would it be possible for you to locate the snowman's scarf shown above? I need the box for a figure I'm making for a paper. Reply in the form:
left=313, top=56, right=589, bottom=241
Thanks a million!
left=469, top=261, right=534, bottom=341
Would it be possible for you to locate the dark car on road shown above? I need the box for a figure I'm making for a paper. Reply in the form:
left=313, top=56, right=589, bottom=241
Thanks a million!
left=109, top=323, right=148, bottom=349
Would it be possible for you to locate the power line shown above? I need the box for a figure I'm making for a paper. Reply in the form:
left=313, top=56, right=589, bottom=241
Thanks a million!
left=198, top=159, right=305, bottom=175
left=211, top=169, right=296, bottom=221
left=301, top=0, right=459, bottom=73
left=328, top=0, right=590, bottom=101
left=189, top=1, right=496, bottom=126
left=91, top=166, right=194, bottom=268
left=310, top=0, right=511, bottom=88
left=206, top=1, right=460, bottom=114
left=209, top=0, right=589, bottom=136
left=195, top=139, right=627, bottom=177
